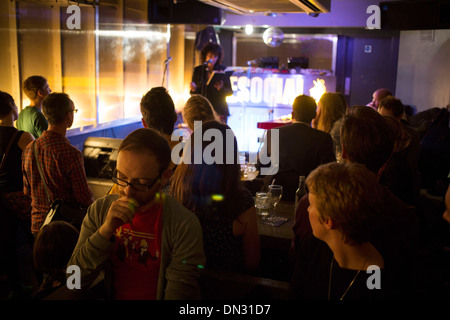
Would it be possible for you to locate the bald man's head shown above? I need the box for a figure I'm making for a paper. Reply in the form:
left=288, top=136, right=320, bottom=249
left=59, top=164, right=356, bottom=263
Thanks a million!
left=371, top=88, right=392, bottom=109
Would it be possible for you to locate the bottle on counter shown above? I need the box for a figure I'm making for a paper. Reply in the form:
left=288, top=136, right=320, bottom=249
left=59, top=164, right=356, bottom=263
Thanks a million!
left=294, top=176, right=307, bottom=216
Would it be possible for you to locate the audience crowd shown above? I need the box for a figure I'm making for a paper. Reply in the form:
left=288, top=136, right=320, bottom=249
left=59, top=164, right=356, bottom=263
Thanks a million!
left=0, top=76, right=449, bottom=301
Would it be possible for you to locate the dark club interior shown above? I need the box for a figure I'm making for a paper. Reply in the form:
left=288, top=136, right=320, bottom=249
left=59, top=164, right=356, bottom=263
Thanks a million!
left=0, top=0, right=449, bottom=308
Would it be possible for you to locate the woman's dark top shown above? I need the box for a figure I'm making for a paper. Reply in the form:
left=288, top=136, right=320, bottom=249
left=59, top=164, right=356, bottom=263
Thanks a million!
left=289, top=234, right=403, bottom=300
left=190, top=63, right=233, bottom=117
left=198, top=188, right=254, bottom=272
left=0, top=127, right=25, bottom=192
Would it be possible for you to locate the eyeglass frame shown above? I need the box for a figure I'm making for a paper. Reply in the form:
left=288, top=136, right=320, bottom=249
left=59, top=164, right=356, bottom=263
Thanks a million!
left=111, top=169, right=161, bottom=192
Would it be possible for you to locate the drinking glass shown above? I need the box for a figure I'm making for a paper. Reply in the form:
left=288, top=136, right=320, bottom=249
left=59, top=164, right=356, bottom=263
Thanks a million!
left=255, top=192, right=271, bottom=220
left=267, top=185, right=283, bottom=222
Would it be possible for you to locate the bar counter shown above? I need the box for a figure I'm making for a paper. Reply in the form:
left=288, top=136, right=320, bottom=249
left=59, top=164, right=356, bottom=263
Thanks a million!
left=257, top=201, right=295, bottom=241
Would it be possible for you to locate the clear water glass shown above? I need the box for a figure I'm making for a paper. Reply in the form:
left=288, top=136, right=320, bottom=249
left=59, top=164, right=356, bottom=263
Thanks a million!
left=267, top=185, right=283, bottom=221
left=255, top=192, right=271, bottom=220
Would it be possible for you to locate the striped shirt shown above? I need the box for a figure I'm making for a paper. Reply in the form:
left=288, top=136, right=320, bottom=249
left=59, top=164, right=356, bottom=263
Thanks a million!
left=22, top=130, right=94, bottom=234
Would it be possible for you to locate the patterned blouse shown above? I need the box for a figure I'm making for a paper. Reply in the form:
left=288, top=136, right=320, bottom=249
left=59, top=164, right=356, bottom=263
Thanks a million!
left=198, top=188, right=254, bottom=272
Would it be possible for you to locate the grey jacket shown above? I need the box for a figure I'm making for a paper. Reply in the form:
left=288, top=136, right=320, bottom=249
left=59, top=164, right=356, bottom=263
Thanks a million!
left=68, top=193, right=206, bottom=300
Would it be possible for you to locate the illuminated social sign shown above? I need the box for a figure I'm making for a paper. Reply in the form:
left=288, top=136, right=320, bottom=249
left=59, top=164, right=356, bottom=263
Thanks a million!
left=228, top=73, right=336, bottom=108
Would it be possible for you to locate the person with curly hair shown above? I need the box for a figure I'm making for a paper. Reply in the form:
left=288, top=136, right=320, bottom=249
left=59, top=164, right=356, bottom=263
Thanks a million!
left=190, top=43, right=233, bottom=124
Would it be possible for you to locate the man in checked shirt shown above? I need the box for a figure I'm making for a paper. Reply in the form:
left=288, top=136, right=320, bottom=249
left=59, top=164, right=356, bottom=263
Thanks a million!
left=22, top=93, right=93, bottom=236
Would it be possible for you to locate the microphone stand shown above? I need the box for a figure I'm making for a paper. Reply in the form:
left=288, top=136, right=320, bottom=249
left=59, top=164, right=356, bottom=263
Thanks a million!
left=201, top=62, right=208, bottom=97
left=161, top=57, right=172, bottom=87
left=200, top=59, right=213, bottom=96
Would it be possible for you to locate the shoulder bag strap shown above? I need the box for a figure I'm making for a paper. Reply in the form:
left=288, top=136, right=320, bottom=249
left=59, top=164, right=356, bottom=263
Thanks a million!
left=33, top=141, right=52, bottom=204
left=0, top=130, right=20, bottom=173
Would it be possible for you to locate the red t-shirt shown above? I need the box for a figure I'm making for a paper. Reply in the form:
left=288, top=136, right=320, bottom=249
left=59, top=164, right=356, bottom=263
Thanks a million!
left=111, top=197, right=163, bottom=300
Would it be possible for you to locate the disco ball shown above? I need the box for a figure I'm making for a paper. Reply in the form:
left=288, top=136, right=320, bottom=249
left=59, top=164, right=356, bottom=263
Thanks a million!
left=262, top=27, right=284, bottom=47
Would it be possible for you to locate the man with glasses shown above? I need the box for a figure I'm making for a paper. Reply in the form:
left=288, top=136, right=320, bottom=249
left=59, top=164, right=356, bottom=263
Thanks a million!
left=69, top=128, right=206, bottom=300
left=22, top=92, right=93, bottom=235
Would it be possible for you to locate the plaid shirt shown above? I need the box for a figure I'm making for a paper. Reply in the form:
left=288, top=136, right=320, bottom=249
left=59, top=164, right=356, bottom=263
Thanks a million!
left=22, top=130, right=94, bottom=234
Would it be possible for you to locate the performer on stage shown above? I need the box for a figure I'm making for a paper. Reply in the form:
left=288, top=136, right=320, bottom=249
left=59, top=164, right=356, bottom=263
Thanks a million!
left=190, top=43, right=233, bottom=124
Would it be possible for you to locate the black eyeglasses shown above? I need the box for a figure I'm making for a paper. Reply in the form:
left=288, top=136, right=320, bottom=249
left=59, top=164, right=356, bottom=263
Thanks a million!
left=112, top=169, right=160, bottom=192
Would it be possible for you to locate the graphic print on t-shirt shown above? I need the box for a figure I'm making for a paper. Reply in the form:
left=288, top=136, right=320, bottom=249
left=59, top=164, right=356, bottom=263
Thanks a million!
left=110, top=199, right=163, bottom=300
left=115, top=227, right=158, bottom=266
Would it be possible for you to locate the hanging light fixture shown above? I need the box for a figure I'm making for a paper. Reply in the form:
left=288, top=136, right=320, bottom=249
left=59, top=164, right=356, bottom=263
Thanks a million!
left=262, top=27, right=284, bottom=47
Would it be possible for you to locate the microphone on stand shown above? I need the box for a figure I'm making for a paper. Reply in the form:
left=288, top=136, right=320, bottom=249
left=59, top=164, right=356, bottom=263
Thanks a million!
left=161, top=57, right=172, bottom=86
left=203, top=59, right=213, bottom=65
